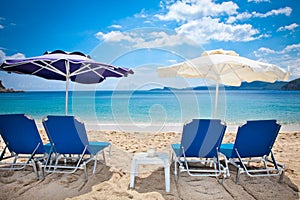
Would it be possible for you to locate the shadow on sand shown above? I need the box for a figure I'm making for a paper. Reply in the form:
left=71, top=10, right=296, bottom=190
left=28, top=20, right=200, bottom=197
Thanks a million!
left=132, top=164, right=299, bottom=200
left=0, top=162, right=113, bottom=200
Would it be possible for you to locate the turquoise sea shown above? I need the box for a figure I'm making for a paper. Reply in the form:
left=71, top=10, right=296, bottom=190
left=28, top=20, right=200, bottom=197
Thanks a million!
left=0, top=90, right=299, bottom=129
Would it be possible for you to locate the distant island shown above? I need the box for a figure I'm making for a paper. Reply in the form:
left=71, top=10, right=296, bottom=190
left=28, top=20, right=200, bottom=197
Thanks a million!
left=1, top=78, right=299, bottom=92
left=151, top=78, right=300, bottom=91
left=0, top=80, right=24, bottom=93
left=281, top=78, right=300, bottom=90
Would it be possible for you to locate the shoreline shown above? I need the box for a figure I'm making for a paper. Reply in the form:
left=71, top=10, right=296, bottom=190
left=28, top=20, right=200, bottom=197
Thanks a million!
left=36, top=122, right=300, bottom=133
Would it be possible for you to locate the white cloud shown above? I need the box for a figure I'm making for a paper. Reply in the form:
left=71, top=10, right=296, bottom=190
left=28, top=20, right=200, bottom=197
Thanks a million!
left=227, top=7, right=292, bottom=23
left=252, top=7, right=292, bottom=18
left=95, top=32, right=104, bottom=40
left=154, top=0, right=289, bottom=43
left=227, top=12, right=252, bottom=23
left=236, top=12, right=252, bottom=20
left=6, top=53, right=25, bottom=59
left=156, top=0, right=238, bottom=22
left=96, top=15, right=262, bottom=47
left=255, top=43, right=300, bottom=55
left=95, top=31, right=140, bottom=43
left=109, top=24, right=122, bottom=29
left=286, top=57, right=300, bottom=78
left=95, top=30, right=197, bottom=48
left=176, top=17, right=260, bottom=42
left=157, top=1, right=291, bottom=24
left=277, top=23, right=299, bottom=32
left=0, top=50, right=25, bottom=62
left=136, top=31, right=196, bottom=48
left=0, top=24, right=3, bottom=29
left=254, top=44, right=300, bottom=79
left=282, top=43, right=300, bottom=53
left=255, top=47, right=276, bottom=55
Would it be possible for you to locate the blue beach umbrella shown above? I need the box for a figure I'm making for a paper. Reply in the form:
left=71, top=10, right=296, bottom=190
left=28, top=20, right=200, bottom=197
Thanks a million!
left=0, top=50, right=134, bottom=115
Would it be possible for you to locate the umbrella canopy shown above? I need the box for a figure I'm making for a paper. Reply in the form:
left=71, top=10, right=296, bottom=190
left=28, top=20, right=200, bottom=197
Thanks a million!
left=157, top=49, right=290, bottom=118
left=0, top=50, right=134, bottom=115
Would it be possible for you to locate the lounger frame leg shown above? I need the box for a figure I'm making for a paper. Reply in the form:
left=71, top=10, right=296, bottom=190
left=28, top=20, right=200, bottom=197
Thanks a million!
left=231, top=149, right=285, bottom=183
left=92, top=153, right=99, bottom=174
left=0, top=143, right=43, bottom=179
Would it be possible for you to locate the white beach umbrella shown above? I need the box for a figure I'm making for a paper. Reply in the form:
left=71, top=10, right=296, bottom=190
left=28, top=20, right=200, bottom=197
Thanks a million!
left=157, top=49, right=290, bottom=118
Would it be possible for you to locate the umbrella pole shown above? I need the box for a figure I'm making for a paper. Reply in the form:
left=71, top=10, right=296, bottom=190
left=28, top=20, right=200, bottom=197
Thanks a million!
left=65, top=79, right=69, bottom=115
left=213, top=82, right=219, bottom=118
left=65, top=60, right=70, bottom=116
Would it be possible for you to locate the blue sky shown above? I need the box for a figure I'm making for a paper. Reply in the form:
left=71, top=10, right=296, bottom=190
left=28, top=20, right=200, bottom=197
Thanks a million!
left=0, top=0, right=299, bottom=91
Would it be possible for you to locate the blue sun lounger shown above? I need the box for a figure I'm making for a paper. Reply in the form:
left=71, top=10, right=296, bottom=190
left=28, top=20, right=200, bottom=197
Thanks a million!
left=220, top=120, right=285, bottom=183
left=171, top=119, right=228, bottom=182
left=0, top=114, right=49, bottom=178
left=42, top=115, right=111, bottom=180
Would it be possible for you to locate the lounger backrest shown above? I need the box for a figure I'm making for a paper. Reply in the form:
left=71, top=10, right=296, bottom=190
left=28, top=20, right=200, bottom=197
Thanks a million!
left=0, top=114, right=45, bottom=154
left=42, top=116, right=90, bottom=154
left=232, top=120, right=281, bottom=158
left=180, top=119, right=226, bottom=158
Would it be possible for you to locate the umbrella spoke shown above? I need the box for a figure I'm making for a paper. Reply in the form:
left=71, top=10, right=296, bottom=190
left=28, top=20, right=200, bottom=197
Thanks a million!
left=91, top=64, right=126, bottom=77
left=70, top=64, right=124, bottom=78
left=32, top=60, right=67, bottom=76
left=70, top=64, right=105, bottom=79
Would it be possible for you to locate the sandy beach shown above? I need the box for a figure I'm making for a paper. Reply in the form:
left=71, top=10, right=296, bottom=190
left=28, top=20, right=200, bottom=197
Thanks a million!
left=0, top=128, right=299, bottom=200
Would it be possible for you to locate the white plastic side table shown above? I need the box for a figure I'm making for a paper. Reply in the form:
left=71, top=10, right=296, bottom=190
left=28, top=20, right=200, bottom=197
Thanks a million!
left=130, top=152, right=170, bottom=192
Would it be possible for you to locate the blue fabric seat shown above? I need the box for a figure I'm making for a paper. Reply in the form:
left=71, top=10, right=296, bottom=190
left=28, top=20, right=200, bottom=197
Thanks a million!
left=0, top=114, right=49, bottom=178
left=219, top=120, right=285, bottom=183
left=171, top=119, right=228, bottom=182
left=42, top=115, right=111, bottom=180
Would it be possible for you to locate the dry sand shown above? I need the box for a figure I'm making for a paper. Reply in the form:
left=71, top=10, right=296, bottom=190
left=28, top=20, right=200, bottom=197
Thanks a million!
left=0, top=130, right=299, bottom=200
